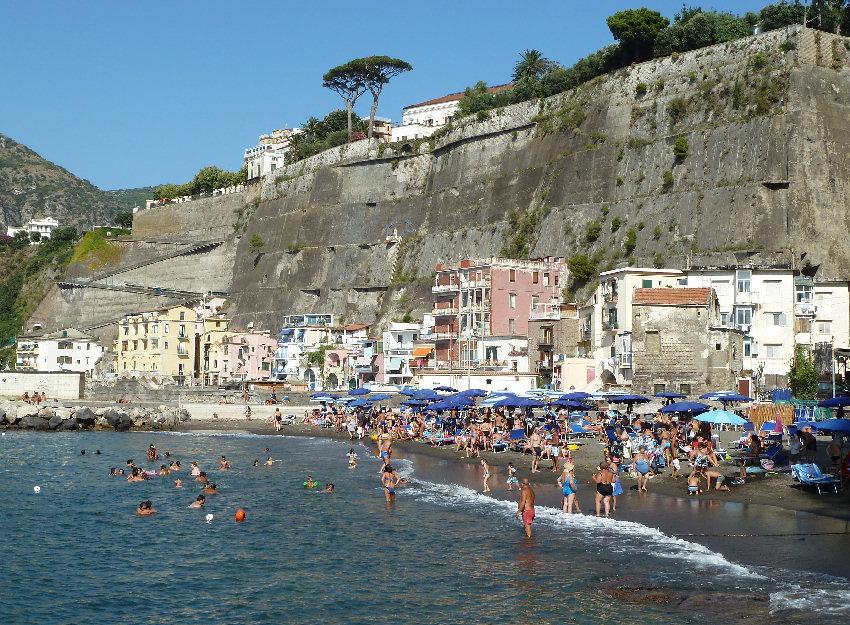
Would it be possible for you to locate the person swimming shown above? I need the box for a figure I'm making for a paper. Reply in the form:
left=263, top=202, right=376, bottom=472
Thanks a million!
left=189, top=495, right=206, bottom=509
left=137, top=500, right=156, bottom=516
left=347, top=449, right=357, bottom=468
left=320, top=483, right=335, bottom=494
left=158, top=465, right=170, bottom=476
left=381, top=465, right=400, bottom=502
left=219, top=456, right=231, bottom=470
left=265, top=457, right=278, bottom=466
left=202, top=483, right=219, bottom=495
left=169, top=460, right=182, bottom=471
left=253, top=459, right=260, bottom=467
left=304, top=475, right=318, bottom=489
left=195, top=471, right=209, bottom=485
left=147, top=444, right=158, bottom=462
left=174, top=478, right=183, bottom=488
left=190, top=462, right=200, bottom=477
left=109, top=467, right=117, bottom=477
left=127, top=467, right=147, bottom=483
left=80, top=450, right=86, bottom=455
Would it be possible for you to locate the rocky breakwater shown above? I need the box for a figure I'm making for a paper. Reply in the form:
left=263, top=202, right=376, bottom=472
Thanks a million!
left=0, top=402, right=191, bottom=432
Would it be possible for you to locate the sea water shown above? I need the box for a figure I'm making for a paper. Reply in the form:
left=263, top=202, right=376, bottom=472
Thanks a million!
left=0, top=431, right=848, bottom=624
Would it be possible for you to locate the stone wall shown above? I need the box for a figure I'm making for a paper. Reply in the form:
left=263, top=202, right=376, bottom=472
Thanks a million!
left=132, top=191, right=244, bottom=241
left=0, top=371, right=85, bottom=399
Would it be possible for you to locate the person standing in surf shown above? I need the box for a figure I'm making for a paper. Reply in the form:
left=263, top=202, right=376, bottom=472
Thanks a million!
left=515, top=478, right=535, bottom=538
left=592, top=462, right=614, bottom=518
left=381, top=465, right=400, bottom=502
left=481, top=458, right=491, bottom=494
left=557, top=462, right=581, bottom=514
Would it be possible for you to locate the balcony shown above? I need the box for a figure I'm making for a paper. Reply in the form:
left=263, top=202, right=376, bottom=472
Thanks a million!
left=386, top=348, right=413, bottom=356
left=735, top=290, right=759, bottom=306
left=432, top=306, right=458, bottom=316
left=529, top=303, right=561, bottom=321
left=794, top=302, right=817, bottom=317
left=432, top=332, right=456, bottom=341
left=537, top=339, right=554, bottom=350
left=602, top=320, right=619, bottom=332
left=538, top=360, right=554, bottom=371
left=619, top=352, right=633, bottom=368
left=432, top=283, right=460, bottom=294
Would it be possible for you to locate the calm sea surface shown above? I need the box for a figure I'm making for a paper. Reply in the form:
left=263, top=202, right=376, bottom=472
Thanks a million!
left=1, top=431, right=848, bottom=624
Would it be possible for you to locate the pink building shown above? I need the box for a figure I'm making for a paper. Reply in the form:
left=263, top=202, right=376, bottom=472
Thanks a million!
left=432, top=257, right=568, bottom=367
left=222, top=332, right=277, bottom=381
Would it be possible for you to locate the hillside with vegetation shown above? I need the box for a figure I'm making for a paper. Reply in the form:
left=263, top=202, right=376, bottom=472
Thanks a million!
left=0, top=133, right=143, bottom=231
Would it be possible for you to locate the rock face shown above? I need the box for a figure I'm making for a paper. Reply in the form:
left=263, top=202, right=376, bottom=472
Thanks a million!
left=0, top=403, right=189, bottom=432
left=28, top=27, right=850, bottom=335
left=20, top=415, right=49, bottom=430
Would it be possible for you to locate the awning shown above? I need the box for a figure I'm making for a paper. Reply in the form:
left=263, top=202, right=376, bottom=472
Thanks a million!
left=412, top=347, right=433, bottom=358
left=388, top=357, right=403, bottom=371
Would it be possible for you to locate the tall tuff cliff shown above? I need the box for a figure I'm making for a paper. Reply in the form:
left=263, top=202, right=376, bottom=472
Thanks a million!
left=28, top=26, right=850, bottom=338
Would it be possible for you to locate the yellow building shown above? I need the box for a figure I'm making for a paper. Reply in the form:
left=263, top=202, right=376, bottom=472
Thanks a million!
left=113, top=304, right=203, bottom=385
left=200, top=317, right=233, bottom=386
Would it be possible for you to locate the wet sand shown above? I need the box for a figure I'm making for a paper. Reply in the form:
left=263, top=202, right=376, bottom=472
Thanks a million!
left=181, top=418, right=850, bottom=579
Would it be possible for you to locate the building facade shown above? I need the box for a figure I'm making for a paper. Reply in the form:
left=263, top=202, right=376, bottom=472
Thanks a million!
left=244, top=128, right=301, bottom=180
left=220, top=332, right=277, bottom=383
left=382, top=322, right=419, bottom=386
left=527, top=302, right=585, bottom=389
left=7, top=216, right=59, bottom=241
left=631, top=288, right=744, bottom=397
left=431, top=257, right=568, bottom=369
left=16, top=328, right=103, bottom=375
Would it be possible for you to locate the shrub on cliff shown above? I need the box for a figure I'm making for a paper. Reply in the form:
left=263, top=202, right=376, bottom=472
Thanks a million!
left=673, top=137, right=689, bottom=158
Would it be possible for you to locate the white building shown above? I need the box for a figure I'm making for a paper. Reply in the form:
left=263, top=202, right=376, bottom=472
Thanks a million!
left=272, top=314, right=337, bottom=388
left=16, top=328, right=103, bottom=375
left=382, top=322, right=419, bottom=386
left=580, top=268, right=684, bottom=387
left=244, top=128, right=300, bottom=180
left=476, top=335, right=529, bottom=373
left=390, top=84, right=512, bottom=142
left=7, top=217, right=59, bottom=241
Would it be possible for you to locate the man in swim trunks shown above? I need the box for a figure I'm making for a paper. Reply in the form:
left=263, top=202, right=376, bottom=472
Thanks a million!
left=515, top=478, right=535, bottom=538
left=137, top=500, right=156, bottom=516
left=189, top=495, right=206, bottom=509
left=593, top=462, right=614, bottom=518
left=528, top=430, right=543, bottom=474
left=381, top=465, right=400, bottom=502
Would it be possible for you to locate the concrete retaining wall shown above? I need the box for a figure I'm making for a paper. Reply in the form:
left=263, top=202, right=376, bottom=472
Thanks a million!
left=0, top=371, right=85, bottom=399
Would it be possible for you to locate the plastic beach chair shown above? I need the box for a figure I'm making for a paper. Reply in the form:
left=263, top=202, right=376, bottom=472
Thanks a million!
left=791, top=463, right=841, bottom=495
left=508, top=428, right=527, bottom=452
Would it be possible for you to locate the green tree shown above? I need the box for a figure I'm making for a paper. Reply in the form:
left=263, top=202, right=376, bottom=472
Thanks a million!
left=568, top=254, right=596, bottom=282
left=115, top=210, right=133, bottom=228
left=360, top=56, right=412, bottom=139
left=624, top=228, right=638, bottom=254
left=607, top=8, right=670, bottom=62
left=789, top=345, right=819, bottom=399
left=323, top=59, right=368, bottom=140
left=512, top=49, right=553, bottom=81
left=585, top=220, right=602, bottom=243
left=248, top=234, right=265, bottom=254
left=759, top=1, right=806, bottom=31
left=673, top=136, right=689, bottom=158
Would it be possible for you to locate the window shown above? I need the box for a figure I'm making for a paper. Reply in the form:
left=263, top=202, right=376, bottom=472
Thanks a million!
left=816, top=320, right=832, bottom=334
left=532, top=271, right=539, bottom=284
left=178, top=324, right=186, bottom=338
left=554, top=274, right=559, bottom=286
left=763, top=344, right=781, bottom=358
left=642, top=279, right=653, bottom=288
left=124, top=327, right=129, bottom=336
left=720, top=312, right=730, bottom=326
left=164, top=341, right=169, bottom=350
left=262, top=362, right=270, bottom=371
left=764, top=280, right=781, bottom=298
left=544, top=273, right=550, bottom=287
left=508, top=319, right=516, bottom=334
left=179, top=311, right=185, bottom=321
left=766, top=312, right=786, bottom=326
left=509, top=293, right=517, bottom=309
left=646, top=331, right=661, bottom=355
left=735, top=306, right=752, bottom=327
left=151, top=339, right=158, bottom=349
left=509, top=269, right=516, bottom=282
left=796, top=284, right=813, bottom=303
left=164, top=324, right=169, bottom=334
left=679, top=383, right=691, bottom=395
left=743, top=337, right=752, bottom=357
left=715, top=343, right=722, bottom=351
left=736, top=269, right=751, bottom=293
left=531, top=295, right=539, bottom=308
left=86, top=343, right=90, bottom=350
left=653, top=383, right=666, bottom=394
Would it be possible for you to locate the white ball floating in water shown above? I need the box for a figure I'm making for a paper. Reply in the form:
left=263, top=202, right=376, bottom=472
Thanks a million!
left=205, top=513, right=214, bottom=524
left=33, top=485, right=41, bottom=494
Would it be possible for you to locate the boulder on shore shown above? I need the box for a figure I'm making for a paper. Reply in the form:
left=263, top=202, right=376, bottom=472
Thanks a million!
left=115, top=413, right=134, bottom=432
left=56, top=417, right=78, bottom=431
left=74, top=407, right=96, bottom=426
left=20, top=415, right=50, bottom=430
left=48, top=414, right=63, bottom=430
left=104, top=410, right=122, bottom=428
left=0, top=408, right=6, bottom=425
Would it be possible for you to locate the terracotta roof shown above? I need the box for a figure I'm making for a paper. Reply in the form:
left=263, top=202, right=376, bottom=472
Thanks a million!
left=343, top=323, right=369, bottom=331
left=403, top=83, right=513, bottom=110
left=632, top=288, right=712, bottom=306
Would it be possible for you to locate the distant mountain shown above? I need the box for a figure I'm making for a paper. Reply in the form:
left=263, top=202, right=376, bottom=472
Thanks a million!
left=0, top=133, right=152, bottom=231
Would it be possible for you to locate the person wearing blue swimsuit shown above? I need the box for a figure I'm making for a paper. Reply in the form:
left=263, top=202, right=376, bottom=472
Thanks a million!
left=634, top=446, right=651, bottom=492
left=557, top=463, right=581, bottom=514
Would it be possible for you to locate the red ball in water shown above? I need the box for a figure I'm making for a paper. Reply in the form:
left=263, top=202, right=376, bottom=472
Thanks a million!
left=235, top=508, right=246, bottom=523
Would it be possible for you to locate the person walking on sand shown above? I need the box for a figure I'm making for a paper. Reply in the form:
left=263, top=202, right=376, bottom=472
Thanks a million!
left=557, top=462, right=581, bottom=514
left=481, top=459, right=491, bottom=494
left=592, top=462, right=614, bottom=518
left=515, top=478, right=535, bottom=538
left=528, top=429, right=543, bottom=474
left=506, top=462, right=519, bottom=491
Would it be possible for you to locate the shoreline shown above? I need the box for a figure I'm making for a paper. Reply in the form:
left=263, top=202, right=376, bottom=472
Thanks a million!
left=178, top=418, right=850, bottom=524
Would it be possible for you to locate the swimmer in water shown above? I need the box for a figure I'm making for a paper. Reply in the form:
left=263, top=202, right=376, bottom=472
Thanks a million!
left=381, top=465, right=401, bottom=502
left=202, top=483, right=219, bottom=495
left=253, top=459, right=260, bottom=467
left=481, top=458, right=491, bottom=494
left=95, top=450, right=101, bottom=456
left=189, top=495, right=206, bottom=509
left=118, top=468, right=125, bottom=476
left=190, top=462, right=200, bottom=477
left=347, top=449, right=357, bottom=468
left=265, top=457, right=278, bottom=466
left=219, top=455, right=231, bottom=470
left=147, top=444, right=158, bottom=462
left=126, top=459, right=136, bottom=469
left=137, top=500, right=157, bottom=516
left=158, top=465, right=170, bottom=476
left=174, top=478, right=183, bottom=488
left=127, top=467, right=146, bottom=483
left=169, top=460, right=182, bottom=471
left=320, top=483, right=335, bottom=493
left=109, top=467, right=118, bottom=477
left=195, top=471, right=209, bottom=485
left=80, top=450, right=86, bottom=455
left=304, top=475, right=318, bottom=489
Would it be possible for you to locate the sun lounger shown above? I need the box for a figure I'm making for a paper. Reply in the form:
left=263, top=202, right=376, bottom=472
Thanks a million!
left=566, top=423, right=593, bottom=439
left=508, top=428, right=527, bottom=452
left=791, top=463, right=841, bottom=495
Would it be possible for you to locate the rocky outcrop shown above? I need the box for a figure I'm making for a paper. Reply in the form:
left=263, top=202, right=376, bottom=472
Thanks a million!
left=0, top=404, right=188, bottom=432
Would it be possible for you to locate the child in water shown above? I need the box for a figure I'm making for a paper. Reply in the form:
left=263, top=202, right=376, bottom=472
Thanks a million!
left=506, top=463, right=519, bottom=491
left=687, top=471, right=702, bottom=496
left=481, top=459, right=491, bottom=494
left=347, top=449, right=358, bottom=468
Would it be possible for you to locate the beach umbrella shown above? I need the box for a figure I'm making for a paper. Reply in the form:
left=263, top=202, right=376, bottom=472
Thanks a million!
left=659, top=401, right=710, bottom=415
left=348, top=398, right=372, bottom=408
left=817, top=396, right=850, bottom=408
left=333, top=396, right=356, bottom=404
left=412, top=389, right=441, bottom=400
left=428, top=400, right=465, bottom=411
left=458, top=388, right=487, bottom=397
left=310, top=392, right=331, bottom=398
left=444, top=394, right=475, bottom=406
left=716, top=394, right=752, bottom=404
left=550, top=399, right=591, bottom=410
left=694, top=409, right=748, bottom=426
left=813, top=418, right=850, bottom=433
left=655, top=391, right=686, bottom=399
left=399, top=386, right=418, bottom=396
left=348, top=387, right=371, bottom=396
left=368, top=393, right=393, bottom=402
left=607, top=393, right=650, bottom=414
left=559, top=391, right=592, bottom=401
left=401, top=399, right=427, bottom=407
left=433, top=385, right=458, bottom=392
left=492, top=396, right=545, bottom=409
left=310, top=395, right=335, bottom=402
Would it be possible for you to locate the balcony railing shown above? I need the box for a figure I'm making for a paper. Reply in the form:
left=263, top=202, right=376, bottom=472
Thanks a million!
left=794, top=302, right=817, bottom=317
left=619, top=352, right=633, bottom=368
left=431, top=332, right=455, bottom=341
left=432, top=307, right=458, bottom=316
left=432, top=283, right=460, bottom=293
left=602, top=320, right=619, bottom=331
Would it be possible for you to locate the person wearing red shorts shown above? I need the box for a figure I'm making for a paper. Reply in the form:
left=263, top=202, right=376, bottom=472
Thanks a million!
left=515, top=478, right=536, bottom=538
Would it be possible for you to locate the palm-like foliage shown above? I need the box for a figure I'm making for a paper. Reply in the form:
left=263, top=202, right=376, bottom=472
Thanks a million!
left=512, top=49, right=553, bottom=81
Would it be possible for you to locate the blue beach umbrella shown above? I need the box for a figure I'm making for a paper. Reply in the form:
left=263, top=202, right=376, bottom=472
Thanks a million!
left=716, top=394, right=752, bottom=404
left=550, top=399, right=591, bottom=410
left=348, top=387, right=371, bottom=396
left=413, top=389, right=441, bottom=400
left=368, top=393, right=393, bottom=402
left=401, top=399, right=427, bottom=407
left=433, top=385, right=458, bottom=392
left=459, top=388, right=487, bottom=397
left=399, top=387, right=418, bottom=396
left=813, top=418, right=850, bottom=433
left=348, top=398, right=372, bottom=408
left=694, top=409, right=748, bottom=426
left=660, top=401, right=710, bottom=415
left=817, top=396, right=850, bottom=408
left=654, top=391, right=686, bottom=399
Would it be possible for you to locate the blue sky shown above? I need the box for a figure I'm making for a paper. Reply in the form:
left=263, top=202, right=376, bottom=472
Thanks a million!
left=0, top=0, right=769, bottom=190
